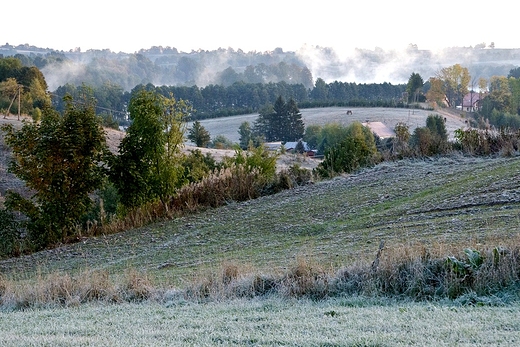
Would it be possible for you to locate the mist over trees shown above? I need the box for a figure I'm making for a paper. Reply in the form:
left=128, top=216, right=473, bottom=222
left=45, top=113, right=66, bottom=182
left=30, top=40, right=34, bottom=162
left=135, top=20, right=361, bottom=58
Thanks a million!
left=6, top=42, right=520, bottom=132
left=4, top=43, right=520, bottom=92
left=0, top=44, right=314, bottom=91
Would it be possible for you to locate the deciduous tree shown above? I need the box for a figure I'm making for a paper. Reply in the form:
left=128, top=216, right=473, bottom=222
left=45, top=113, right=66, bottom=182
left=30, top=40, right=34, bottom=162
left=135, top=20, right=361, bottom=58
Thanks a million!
left=1, top=96, right=107, bottom=247
left=437, top=64, right=470, bottom=108
left=110, top=90, right=189, bottom=211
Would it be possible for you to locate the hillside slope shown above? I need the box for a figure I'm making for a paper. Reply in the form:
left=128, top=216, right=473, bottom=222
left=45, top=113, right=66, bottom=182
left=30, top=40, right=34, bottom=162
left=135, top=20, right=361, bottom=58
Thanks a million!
left=1, top=154, right=520, bottom=284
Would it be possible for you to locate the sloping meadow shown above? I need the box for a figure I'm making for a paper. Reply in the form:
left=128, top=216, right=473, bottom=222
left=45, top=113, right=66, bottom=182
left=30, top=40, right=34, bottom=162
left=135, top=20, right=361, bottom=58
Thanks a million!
left=1, top=155, right=520, bottom=308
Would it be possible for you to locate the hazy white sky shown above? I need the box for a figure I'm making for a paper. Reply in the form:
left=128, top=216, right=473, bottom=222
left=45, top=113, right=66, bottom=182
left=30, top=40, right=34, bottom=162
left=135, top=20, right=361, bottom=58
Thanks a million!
left=2, top=0, right=516, bottom=54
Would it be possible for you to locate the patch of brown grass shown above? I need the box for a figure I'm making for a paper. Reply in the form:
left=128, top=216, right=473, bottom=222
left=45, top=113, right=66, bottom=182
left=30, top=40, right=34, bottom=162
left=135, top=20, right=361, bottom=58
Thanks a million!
left=0, top=268, right=158, bottom=310
left=1, top=241, right=519, bottom=309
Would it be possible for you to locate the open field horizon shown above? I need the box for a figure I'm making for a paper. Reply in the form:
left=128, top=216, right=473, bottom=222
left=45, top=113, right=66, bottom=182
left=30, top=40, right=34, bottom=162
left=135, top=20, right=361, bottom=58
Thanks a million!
left=194, top=106, right=467, bottom=144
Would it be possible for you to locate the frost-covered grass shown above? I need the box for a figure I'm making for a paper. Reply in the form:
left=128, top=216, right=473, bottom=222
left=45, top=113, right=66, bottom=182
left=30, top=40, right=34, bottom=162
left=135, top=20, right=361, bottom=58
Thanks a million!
left=195, top=106, right=464, bottom=143
left=0, top=297, right=519, bottom=346
left=1, top=155, right=520, bottom=345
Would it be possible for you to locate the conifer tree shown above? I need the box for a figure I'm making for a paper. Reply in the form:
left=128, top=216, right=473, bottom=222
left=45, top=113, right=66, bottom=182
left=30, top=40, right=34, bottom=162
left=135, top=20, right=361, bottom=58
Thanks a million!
left=253, top=96, right=304, bottom=142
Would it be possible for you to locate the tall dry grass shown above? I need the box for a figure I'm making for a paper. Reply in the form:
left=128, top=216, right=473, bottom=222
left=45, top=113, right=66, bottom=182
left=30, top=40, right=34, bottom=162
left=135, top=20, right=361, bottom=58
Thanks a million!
left=182, top=239, right=520, bottom=303
left=1, top=240, right=519, bottom=310
left=0, top=269, right=157, bottom=310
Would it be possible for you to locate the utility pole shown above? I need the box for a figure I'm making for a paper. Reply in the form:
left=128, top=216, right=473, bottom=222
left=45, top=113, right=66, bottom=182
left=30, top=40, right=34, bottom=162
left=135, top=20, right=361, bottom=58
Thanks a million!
left=4, top=84, right=22, bottom=120
left=18, top=84, right=21, bottom=120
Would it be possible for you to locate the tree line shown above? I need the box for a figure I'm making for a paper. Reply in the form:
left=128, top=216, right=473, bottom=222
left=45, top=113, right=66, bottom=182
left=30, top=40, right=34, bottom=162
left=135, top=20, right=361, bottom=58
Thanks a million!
left=49, top=79, right=407, bottom=123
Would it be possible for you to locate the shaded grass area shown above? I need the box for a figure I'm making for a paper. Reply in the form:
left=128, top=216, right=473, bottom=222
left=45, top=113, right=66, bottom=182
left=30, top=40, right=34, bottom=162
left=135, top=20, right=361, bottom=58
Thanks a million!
left=1, top=298, right=519, bottom=346
left=1, top=155, right=520, bottom=291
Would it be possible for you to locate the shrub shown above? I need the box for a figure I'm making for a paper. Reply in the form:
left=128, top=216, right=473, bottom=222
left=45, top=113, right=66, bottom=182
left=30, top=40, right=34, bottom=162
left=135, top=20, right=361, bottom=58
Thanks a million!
left=1, top=97, right=107, bottom=248
left=181, top=149, right=220, bottom=183
left=81, top=182, right=121, bottom=234
left=410, top=127, right=434, bottom=156
left=0, top=208, right=22, bottom=257
left=210, top=135, right=234, bottom=149
left=316, top=137, right=373, bottom=178
left=224, top=146, right=278, bottom=181
left=172, top=165, right=266, bottom=211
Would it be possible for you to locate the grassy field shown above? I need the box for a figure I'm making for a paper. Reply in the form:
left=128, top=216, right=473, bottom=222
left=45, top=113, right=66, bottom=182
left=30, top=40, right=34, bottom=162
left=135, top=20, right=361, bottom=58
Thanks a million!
left=1, top=297, right=519, bottom=346
left=1, top=149, right=520, bottom=344
left=2, top=155, right=519, bottom=282
left=194, top=106, right=467, bottom=143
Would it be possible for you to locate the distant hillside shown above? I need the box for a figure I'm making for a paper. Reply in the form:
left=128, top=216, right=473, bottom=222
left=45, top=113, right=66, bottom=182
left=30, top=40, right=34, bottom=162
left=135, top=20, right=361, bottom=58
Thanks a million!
left=2, top=43, right=520, bottom=91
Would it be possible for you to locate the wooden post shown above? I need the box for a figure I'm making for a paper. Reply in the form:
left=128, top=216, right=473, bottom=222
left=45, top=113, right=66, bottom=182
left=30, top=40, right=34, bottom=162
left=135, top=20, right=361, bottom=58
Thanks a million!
left=18, top=85, right=21, bottom=120
left=5, top=90, right=17, bottom=119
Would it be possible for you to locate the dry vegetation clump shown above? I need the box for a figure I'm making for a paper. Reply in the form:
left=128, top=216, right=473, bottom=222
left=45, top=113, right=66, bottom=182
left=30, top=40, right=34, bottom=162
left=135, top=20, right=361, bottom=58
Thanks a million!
left=0, top=241, right=518, bottom=309
left=180, top=242, right=520, bottom=304
left=279, top=258, right=330, bottom=299
left=0, top=269, right=158, bottom=310
left=338, top=242, right=520, bottom=300
left=172, top=165, right=266, bottom=212
left=97, top=201, right=169, bottom=236
left=121, top=268, right=156, bottom=302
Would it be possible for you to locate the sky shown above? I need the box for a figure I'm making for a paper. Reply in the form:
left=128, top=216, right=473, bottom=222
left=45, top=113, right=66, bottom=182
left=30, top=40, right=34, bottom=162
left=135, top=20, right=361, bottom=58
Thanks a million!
left=2, top=0, right=517, bottom=55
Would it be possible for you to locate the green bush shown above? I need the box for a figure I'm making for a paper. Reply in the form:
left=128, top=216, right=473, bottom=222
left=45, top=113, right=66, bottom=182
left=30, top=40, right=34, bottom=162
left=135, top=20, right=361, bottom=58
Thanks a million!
left=181, top=149, right=220, bottom=183
left=316, top=137, right=373, bottom=178
left=224, top=146, right=278, bottom=181
left=0, top=209, right=22, bottom=257
left=81, top=183, right=121, bottom=230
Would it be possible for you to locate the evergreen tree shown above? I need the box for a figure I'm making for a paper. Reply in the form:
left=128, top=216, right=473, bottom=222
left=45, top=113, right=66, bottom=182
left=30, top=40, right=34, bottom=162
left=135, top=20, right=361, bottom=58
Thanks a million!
left=253, top=96, right=305, bottom=142
left=238, top=121, right=253, bottom=149
left=188, top=120, right=211, bottom=147
left=286, top=98, right=305, bottom=141
left=294, top=139, right=306, bottom=154
left=406, top=72, right=424, bottom=103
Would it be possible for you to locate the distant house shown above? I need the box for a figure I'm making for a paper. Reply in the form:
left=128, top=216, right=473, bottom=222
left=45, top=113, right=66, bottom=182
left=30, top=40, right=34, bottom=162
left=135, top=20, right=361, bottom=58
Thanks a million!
left=461, top=92, right=484, bottom=112
left=283, top=141, right=316, bottom=156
